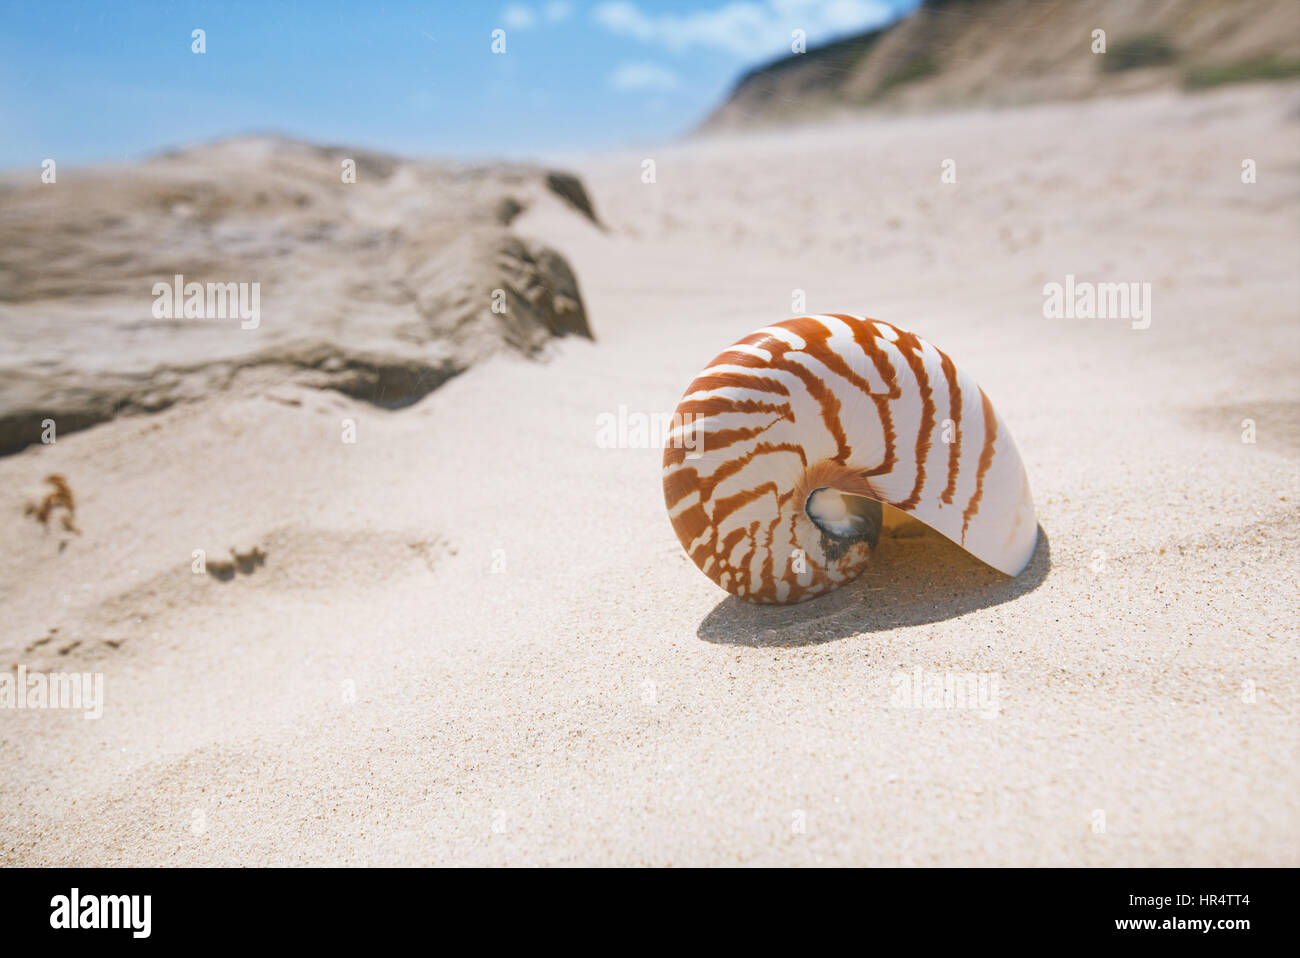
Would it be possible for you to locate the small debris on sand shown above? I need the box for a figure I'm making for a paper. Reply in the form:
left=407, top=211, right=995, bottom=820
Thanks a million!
left=25, top=474, right=81, bottom=535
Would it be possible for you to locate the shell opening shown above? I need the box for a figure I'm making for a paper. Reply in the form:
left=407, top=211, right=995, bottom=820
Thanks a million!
left=805, top=487, right=884, bottom=557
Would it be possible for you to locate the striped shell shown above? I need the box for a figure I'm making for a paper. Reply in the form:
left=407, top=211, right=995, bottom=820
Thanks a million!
left=662, top=315, right=1036, bottom=604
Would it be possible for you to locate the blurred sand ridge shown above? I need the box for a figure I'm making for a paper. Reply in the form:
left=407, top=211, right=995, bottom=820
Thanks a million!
left=0, top=135, right=597, bottom=455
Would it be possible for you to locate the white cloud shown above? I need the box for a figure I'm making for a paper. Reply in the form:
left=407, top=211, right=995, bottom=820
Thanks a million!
left=503, top=2, right=574, bottom=29
left=545, top=1, right=575, bottom=21
left=610, top=61, right=681, bottom=92
left=592, top=0, right=892, bottom=58
left=502, top=4, right=537, bottom=29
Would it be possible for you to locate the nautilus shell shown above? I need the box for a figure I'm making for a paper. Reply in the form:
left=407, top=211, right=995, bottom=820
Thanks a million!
left=662, top=315, right=1036, bottom=604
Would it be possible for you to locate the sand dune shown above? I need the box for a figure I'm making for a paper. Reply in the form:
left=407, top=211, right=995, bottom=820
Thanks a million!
left=1, top=83, right=1297, bottom=866
left=701, top=0, right=1300, bottom=132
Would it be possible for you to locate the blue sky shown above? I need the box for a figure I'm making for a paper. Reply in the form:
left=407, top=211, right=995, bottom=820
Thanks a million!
left=0, top=0, right=919, bottom=169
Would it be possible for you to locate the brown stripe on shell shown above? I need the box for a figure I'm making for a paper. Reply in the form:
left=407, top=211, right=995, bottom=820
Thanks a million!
left=835, top=316, right=901, bottom=479
left=937, top=349, right=963, bottom=505
left=689, top=371, right=791, bottom=397
left=675, top=396, right=792, bottom=420
left=747, top=327, right=854, bottom=466
left=961, top=387, right=998, bottom=542
left=663, top=464, right=701, bottom=509
left=663, top=421, right=780, bottom=468
left=666, top=439, right=809, bottom=511
left=890, top=327, right=937, bottom=512
left=712, top=482, right=781, bottom=527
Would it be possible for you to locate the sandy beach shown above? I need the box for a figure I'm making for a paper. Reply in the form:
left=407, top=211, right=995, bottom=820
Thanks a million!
left=2, top=82, right=1297, bottom=866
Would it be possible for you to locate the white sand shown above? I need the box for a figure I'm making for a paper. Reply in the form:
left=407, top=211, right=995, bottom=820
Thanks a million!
left=2, top=84, right=1297, bottom=866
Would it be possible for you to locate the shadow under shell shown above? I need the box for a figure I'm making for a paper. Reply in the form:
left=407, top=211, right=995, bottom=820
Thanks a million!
left=696, top=523, right=1052, bottom=647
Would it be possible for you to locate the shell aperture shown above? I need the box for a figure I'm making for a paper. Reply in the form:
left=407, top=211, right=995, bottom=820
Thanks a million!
left=662, top=315, right=1037, bottom=604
